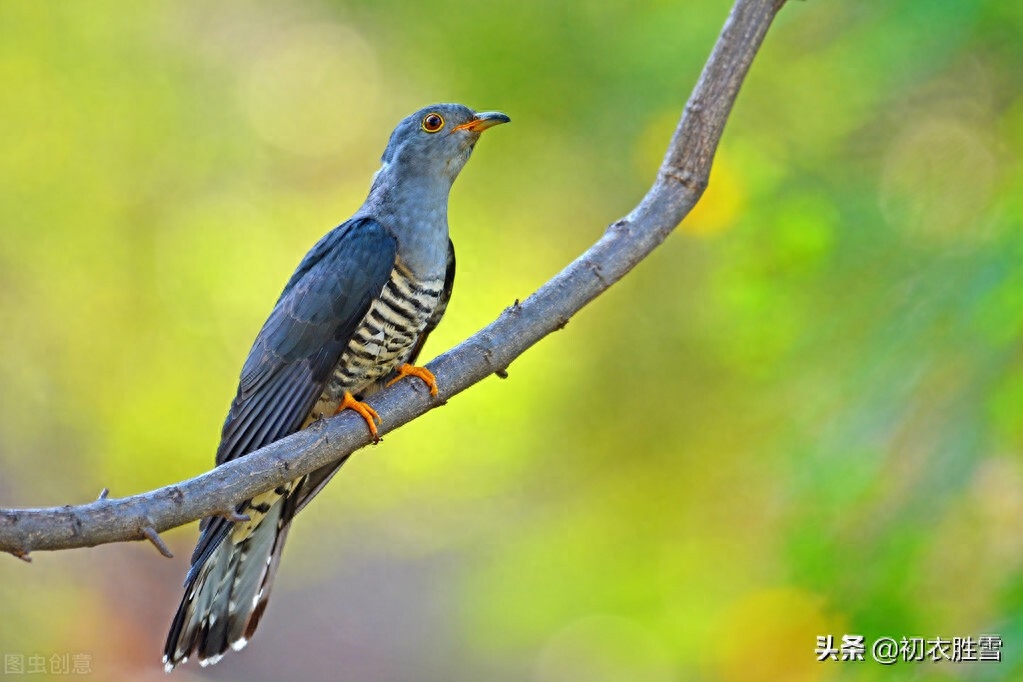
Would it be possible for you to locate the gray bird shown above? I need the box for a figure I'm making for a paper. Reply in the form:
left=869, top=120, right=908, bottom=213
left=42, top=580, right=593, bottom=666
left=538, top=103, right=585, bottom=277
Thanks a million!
left=163, top=103, right=509, bottom=670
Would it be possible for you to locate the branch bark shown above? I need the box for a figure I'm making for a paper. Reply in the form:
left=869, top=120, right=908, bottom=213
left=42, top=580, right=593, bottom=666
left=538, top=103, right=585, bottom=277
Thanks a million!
left=0, top=0, right=788, bottom=558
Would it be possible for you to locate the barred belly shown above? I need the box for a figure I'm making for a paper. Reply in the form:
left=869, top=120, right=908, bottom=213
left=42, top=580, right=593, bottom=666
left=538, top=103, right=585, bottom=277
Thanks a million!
left=310, top=263, right=443, bottom=418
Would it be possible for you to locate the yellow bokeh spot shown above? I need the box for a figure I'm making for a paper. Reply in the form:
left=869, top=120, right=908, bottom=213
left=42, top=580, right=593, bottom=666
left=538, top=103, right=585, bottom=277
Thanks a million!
left=683, top=155, right=744, bottom=236
left=710, top=588, right=842, bottom=682
left=634, top=110, right=745, bottom=236
left=879, top=117, right=997, bottom=245
left=239, top=23, right=380, bottom=157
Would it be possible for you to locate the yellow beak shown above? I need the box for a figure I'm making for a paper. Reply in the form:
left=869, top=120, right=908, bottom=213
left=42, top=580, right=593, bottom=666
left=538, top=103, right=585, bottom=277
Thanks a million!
left=452, top=111, right=511, bottom=133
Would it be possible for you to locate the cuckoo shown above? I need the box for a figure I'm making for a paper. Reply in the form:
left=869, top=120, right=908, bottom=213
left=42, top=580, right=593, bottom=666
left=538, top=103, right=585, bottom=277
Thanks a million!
left=163, top=103, right=509, bottom=670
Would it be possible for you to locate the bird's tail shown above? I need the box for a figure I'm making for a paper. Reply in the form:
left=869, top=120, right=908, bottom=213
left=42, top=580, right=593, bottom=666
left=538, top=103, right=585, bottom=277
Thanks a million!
left=163, top=495, right=292, bottom=672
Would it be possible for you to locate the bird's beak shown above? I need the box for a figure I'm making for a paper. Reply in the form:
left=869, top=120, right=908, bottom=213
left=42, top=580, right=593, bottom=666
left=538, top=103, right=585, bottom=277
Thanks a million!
left=452, top=111, right=511, bottom=133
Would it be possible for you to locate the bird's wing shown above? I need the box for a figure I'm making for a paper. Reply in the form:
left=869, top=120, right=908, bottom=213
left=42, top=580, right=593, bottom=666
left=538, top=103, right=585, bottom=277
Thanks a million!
left=292, top=238, right=456, bottom=516
left=188, top=216, right=396, bottom=568
left=217, top=216, right=396, bottom=465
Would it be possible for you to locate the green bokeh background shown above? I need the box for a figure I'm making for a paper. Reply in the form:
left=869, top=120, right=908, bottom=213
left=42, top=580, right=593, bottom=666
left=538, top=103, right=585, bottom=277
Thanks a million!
left=1, top=1, right=1021, bottom=680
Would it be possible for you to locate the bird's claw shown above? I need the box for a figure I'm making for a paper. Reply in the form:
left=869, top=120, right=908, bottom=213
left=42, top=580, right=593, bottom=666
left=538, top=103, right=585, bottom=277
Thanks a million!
left=335, top=391, right=382, bottom=442
left=387, top=363, right=439, bottom=397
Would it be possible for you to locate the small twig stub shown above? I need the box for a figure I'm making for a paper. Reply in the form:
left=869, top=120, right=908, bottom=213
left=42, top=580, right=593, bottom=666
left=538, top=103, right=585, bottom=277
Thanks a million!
left=142, top=526, right=174, bottom=559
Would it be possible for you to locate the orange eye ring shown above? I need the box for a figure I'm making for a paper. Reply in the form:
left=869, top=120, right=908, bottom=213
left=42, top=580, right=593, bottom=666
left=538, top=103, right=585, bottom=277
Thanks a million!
left=421, top=113, right=445, bottom=133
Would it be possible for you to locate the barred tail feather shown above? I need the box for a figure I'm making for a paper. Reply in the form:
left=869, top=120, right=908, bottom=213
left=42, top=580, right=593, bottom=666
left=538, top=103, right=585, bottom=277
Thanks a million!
left=163, top=500, right=290, bottom=672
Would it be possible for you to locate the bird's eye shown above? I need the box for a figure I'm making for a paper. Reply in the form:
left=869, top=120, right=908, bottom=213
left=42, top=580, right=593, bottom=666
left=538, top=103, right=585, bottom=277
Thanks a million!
left=421, top=113, right=445, bottom=133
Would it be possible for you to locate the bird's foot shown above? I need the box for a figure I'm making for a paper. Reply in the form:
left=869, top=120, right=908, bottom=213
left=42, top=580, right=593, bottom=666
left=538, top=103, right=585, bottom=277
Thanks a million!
left=387, top=363, right=439, bottom=396
left=335, top=391, right=382, bottom=441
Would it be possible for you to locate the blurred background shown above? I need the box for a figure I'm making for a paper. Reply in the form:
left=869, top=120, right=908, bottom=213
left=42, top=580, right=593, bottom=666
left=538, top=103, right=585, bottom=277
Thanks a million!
left=1, top=0, right=1021, bottom=680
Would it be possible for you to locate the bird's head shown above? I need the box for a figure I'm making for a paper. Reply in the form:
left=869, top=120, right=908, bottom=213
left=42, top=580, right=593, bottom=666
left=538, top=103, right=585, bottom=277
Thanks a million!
left=378, top=103, right=510, bottom=185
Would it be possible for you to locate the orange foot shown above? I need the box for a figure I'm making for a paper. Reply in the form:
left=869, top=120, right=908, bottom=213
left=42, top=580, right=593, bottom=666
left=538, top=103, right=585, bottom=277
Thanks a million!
left=387, top=363, right=439, bottom=396
left=335, top=391, right=382, bottom=441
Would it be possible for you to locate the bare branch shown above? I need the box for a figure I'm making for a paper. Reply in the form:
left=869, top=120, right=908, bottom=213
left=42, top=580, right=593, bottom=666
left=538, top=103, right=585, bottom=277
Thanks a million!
left=0, top=0, right=787, bottom=557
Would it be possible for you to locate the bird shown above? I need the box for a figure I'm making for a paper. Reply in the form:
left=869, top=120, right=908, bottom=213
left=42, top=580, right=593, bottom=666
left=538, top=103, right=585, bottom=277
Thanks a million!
left=163, top=103, right=509, bottom=671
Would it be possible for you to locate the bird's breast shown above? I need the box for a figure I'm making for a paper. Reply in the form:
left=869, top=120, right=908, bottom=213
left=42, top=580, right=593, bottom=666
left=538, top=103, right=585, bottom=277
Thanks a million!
left=311, top=262, right=444, bottom=416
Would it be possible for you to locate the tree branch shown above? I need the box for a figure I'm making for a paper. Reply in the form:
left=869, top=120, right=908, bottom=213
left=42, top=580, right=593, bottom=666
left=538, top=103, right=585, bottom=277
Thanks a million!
left=0, top=0, right=787, bottom=559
